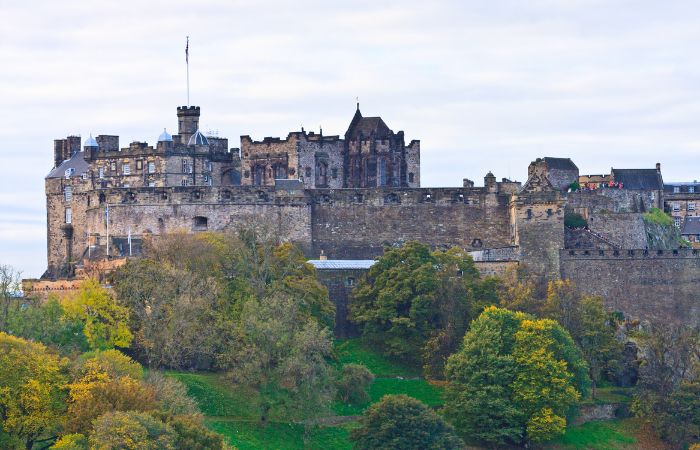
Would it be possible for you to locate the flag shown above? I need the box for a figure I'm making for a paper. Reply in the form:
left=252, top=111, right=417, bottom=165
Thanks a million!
left=186, top=36, right=189, bottom=64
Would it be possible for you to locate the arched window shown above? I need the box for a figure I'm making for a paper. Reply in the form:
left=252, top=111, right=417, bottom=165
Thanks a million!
left=316, top=161, right=328, bottom=187
left=253, top=165, right=265, bottom=186
left=378, top=159, right=387, bottom=186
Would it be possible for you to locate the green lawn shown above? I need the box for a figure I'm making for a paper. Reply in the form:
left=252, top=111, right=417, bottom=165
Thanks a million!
left=547, top=420, right=637, bottom=450
left=207, top=420, right=354, bottom=450
left=333, top=339, right=419, bottom=378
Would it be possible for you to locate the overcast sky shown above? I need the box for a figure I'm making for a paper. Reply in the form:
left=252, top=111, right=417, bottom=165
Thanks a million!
left=2, top=0, right=700, bottom=278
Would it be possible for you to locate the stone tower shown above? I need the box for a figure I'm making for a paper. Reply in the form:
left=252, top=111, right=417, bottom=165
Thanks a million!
left=177, top=106, right=200, bottom=144
left=510, top=161, right=565, bottom=280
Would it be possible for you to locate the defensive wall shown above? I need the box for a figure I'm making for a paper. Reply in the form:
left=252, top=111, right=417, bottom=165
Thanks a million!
left=54, top=185, right=518, bottom=275
left=560, top=248, right=700, bottom=324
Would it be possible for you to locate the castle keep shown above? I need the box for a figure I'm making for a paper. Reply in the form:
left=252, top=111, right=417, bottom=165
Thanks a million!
left=43, top=104, right=700, bottom=328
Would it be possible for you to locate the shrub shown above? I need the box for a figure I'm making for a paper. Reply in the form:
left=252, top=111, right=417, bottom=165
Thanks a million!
left=336, top=364, right=374, bottom=404
left=643, top=208, right=673, bottom=227
left=564, top=212, right=587, bottom=228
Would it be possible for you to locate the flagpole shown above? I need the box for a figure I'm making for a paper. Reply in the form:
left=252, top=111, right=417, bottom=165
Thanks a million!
left=128, top=227, right=132, bottom=256
left=186, top=36, right=190, bottom=107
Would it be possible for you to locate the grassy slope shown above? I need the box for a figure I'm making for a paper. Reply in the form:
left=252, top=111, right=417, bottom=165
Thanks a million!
left=168, top=341, right=665, bottom=450
left=168, top=338, right=444, bottom=449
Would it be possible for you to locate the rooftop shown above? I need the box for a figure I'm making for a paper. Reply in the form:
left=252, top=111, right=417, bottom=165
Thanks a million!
left=307, top=260, right=376, bottom=270
left=544, top=157, right=578, bottom=171
left=46, top=152, right=90, bottom=179
left=682, top=217, right=700, bottom=236
left=611, top=168, right=663, bottom=190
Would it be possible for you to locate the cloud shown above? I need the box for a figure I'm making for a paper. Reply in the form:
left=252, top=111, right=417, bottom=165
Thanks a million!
left=2, top=0, right=700, bottom=277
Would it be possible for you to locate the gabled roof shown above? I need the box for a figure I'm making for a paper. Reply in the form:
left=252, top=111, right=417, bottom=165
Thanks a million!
left=611, top=168, right=663, bottom=190
left=681, top=217, right=700, bottom=235
left=345, top=107, right=391, bottom=140
left=46, top=151, right=90, bottom=179
left=544, top=157, right=578, bottom=171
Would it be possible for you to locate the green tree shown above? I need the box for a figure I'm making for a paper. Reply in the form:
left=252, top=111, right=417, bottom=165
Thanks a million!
left=226, top=292, right=336, bottom=424
left=6, top=297, right=88, bottom=354
left=444, top=307, right=589, bottom=446
left=349, top=394, right=463, bottom=450
left=336, top=364, right=374, bottom=404
left=88, top=411, right=175, bottom=450
left=0, top=332, right=68, bottom=450
left=0, top=264, right=22, bottom=331
left=351, top=242, right=495, bottom=376
left=62, top=279, right=132, bottom=350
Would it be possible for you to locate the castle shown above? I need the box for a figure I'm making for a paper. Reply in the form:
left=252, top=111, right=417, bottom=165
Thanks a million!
left=41, top=104, right=700, bottom=329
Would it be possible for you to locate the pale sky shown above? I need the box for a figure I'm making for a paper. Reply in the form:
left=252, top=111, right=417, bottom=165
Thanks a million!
left=2, top=0, right=700, bottom=278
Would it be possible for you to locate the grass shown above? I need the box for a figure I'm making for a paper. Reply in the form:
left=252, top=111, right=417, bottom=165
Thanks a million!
left=334, top=339, right=419, bottom=378
left=580, top=386, right=633, bottom=406
left=334, top=377, right=444, bottom=415
left=166, top=371, right=260, bottom=419
left=207, top=420, right=354, bottom=450
left=548, top=420, right=636, bottom=450
left=643, top=208, right=673, bottom=227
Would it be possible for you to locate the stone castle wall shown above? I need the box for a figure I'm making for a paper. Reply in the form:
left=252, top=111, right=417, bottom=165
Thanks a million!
left=560, top=248, right=700, bottom=324
left=310, top=188, right=513, bottom=259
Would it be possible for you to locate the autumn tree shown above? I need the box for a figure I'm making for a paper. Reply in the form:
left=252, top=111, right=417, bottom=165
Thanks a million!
left=349, top=395, right=463, bottom=450
left=351, top=242, right=497, bottom=376
left=88, top=411, right=175, bottom=450
left=62, top=279, right=132, bottom=350
left=444, top=307, right=589, bottom=446
left=0, top=332, right=68, bottom=450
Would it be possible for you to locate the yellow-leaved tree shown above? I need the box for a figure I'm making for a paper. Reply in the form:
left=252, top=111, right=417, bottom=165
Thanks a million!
left=62, top=279, right=132, bottom=350
left=0, top=332, right=68, bottom=450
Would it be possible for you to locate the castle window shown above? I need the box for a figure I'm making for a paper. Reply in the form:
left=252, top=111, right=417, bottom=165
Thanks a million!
left=122, top=163, right=130, bottom=175
left=182, top=160, right=192, bottom=174
left=193, top=216, right=208, bottom=231
left=181, top=179, right=190, bottom=187
left=81, top=172, right=88, bottom=180
left=64, top=168, right=75, bottom=178
left=64, top=186, right=72, bottom=202
left=316, top=161, right=328, bottom=187
left=378, top=159, right=387, bottom=186
left=148, top=181, right=155, bottom=187
left=526, top=209, right=532, bottom=219
left=331, top=168, right=338, bottom=179
left=148, top=162, right=156, bottom=174
left=346, top=277, right=355, bottom=287
left=65, top=208, right=72, bottom=224
left=674, top=217, right=682, bottom=228
left=673, top=203, right=681, bottom=212
left=408, top=172, right=414, bottom=183
left=547, top=208, right=553, bottom=216
left=136, top=160, right=143, bottom=171
left=99, top=193, right=106, bottom=204
left=111, top=162, right=116, bottom=172
left=673, top=186, right=680, bottom=193
left=305, top=167, right=312, bottom=178
left=690, top=186, right=695, bottom=193
left=254, top=166, right=265, bottom=186
left=689, top=203, right=696, bottom=211
left=98, top=167, right=104, bottom=179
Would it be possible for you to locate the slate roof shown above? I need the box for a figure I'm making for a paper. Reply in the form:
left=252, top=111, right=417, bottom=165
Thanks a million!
left=544, top=157, right=578, bottom=171
left=46, top=152, right=90, bottom=179
left=664, top=182, right=700, bottom=193
left=345, top=108, right=391, bottom=140
left=611, top=168, right=663, bottom=190
left=681, top=217, right=700, bottom=235
left=307, top=260, right=376, bottom=270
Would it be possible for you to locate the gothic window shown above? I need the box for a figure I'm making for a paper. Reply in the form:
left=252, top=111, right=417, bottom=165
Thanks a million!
left=64, top=185, right=72, bottom=202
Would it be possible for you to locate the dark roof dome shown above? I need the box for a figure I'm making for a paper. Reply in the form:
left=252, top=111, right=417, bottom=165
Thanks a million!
left=188, top=129, right=209, bottom=146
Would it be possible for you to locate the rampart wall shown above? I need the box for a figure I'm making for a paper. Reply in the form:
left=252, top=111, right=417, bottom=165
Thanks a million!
left=560, top=249, right=700, bottom=324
